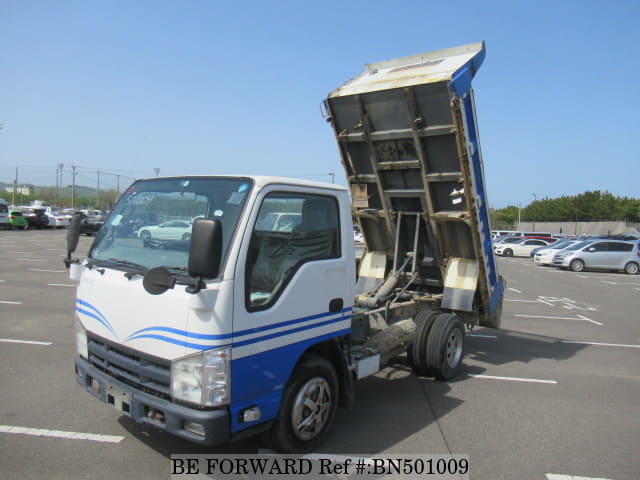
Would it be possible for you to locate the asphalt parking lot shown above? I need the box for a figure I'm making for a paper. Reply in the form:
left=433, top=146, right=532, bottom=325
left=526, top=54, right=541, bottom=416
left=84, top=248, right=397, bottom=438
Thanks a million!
left=1, top=229, right=638, bottom=480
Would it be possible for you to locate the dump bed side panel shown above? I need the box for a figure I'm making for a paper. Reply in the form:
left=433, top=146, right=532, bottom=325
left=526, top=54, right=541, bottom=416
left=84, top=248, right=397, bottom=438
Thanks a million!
left=325, top=42, right=503, bottom=327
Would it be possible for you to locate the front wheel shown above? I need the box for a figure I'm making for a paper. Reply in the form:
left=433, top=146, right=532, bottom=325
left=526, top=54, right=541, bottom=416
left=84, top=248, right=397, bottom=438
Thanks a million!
left=267, top=354, right=338, bottom=453
left=570, top=259, right=585, bottom=272
left=503, top=249, right=513, bottom=257
left=140, top=230, right=151, bottom=241
left=181, top=232, right=191, bottom=241
left=624, top=262, right=639, bottom=275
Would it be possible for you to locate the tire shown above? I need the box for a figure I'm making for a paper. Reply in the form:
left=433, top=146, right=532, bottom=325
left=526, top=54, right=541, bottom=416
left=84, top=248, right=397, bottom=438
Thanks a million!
left=140, top=230, right=151, bottom=241
left=407, top=310, right=438, bottom=376
left=503, top=249, right=513, bottom=257
left=268, top=354, right=338, bottom=453
left=624, top=262, right=639, bottom=275
left=181, top=232, right=191, bottom=241
left=570, top=259, right=585, bottom=272
left=424, top=313, right=466, bottom=381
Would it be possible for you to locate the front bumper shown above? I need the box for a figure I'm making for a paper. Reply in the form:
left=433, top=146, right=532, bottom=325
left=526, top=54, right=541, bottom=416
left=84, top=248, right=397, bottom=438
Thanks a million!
left=552, top=257, right=570, bottom=267
left=75, top=356, right=229, bottom=445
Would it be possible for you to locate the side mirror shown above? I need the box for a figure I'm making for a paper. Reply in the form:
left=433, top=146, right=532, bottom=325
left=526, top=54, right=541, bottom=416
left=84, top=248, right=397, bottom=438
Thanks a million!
left=64, top=213, right=83, bottom=268
left=187, top=219, right=222, bottom=293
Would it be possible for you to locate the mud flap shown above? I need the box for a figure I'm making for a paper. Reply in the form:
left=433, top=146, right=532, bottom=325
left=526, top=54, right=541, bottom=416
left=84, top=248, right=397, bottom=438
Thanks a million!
left=442, top=258, right=478, bottom=312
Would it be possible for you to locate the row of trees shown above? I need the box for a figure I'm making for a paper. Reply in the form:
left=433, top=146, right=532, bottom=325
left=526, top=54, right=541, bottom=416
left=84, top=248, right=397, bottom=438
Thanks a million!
left=491, top=191, right=640, bottom=229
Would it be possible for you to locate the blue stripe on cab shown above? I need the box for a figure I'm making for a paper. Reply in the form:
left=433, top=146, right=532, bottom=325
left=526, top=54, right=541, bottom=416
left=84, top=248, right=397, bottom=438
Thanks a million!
left=232, top=314, right=351, bottom=348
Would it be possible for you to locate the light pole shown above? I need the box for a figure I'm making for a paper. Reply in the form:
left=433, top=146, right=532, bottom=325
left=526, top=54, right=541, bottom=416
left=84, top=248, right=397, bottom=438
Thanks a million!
left=531, top=193, right=537, bottom=232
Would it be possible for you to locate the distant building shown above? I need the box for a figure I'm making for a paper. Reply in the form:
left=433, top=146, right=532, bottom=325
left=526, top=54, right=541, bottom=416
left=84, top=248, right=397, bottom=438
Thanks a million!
left=5, top=186, right=33, bottom=195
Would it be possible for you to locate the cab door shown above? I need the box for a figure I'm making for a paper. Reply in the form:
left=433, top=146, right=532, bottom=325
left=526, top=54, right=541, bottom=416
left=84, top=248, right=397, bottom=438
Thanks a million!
left=583, top=242, right=609, bottom=268
left=229, top=185, right=354, bottom=434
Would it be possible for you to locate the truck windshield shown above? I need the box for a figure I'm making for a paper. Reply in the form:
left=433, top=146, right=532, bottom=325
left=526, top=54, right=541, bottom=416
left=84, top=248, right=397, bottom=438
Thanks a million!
left=89, top=177, right=252, bottom=272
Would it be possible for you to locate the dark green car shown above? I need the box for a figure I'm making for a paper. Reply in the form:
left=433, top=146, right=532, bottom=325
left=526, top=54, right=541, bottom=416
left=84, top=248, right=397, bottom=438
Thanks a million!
left=8, top=209, right=29, bottom=229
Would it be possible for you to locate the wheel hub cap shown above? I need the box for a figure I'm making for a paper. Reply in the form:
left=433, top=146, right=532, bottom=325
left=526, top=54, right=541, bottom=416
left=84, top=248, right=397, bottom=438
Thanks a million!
left=445, top=328, right=463, bottom=368
left=291, top=377, right=331, bottom=441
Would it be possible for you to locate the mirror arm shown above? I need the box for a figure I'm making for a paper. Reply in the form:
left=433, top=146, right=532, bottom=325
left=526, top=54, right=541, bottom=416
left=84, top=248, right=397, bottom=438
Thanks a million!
left=64, top=252, right=80, bottom=269
left=185, top=276, right=206, bottom=294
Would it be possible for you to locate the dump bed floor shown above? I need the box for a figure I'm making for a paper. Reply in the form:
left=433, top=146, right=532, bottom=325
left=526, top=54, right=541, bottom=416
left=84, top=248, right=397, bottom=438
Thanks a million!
left=325, top=42, right=503, bottom=327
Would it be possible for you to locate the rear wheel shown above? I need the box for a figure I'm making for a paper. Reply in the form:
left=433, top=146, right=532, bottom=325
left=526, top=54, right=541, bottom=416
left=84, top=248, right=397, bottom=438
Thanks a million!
left=181, top=232, right=191, bottom=241
left=503, top=249, right=513, bottom=257
left=407, top=310, right=438, bottom=376
left=624, top=262, right=639, bottom=275
left=267, top=354, right=338, bottom=453
left=424, top=314, right=466, bottom=380
left=570, top=259, right=585, bottom=272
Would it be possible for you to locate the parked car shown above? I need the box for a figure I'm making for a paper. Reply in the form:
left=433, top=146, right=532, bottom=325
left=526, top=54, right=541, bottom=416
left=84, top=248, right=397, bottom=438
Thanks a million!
left=46, top=211, right=71, bottom=228
left=353, top=225, right=364, bottom=243
left=19, top=207, right=49, bottom=229
left=533, top=240, right=578, bottom=265
left=79, top=214, right=104, bottom=236
left=493, top=235, right=524, bottom=246
left=137, top=220, right=192, bottom=241
left=552, top=240, right=640, bottom=274
left=495, top=238, right=552, bottom=257
left=8, top=209, right=29, bottom=229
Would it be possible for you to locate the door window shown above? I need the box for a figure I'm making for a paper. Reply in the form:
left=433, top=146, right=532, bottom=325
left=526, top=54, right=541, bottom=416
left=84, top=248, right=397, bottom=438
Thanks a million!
left=588, top=242, right=608, bottom=252
left=246, top=192, right=340, bottom=311
left=608, top=242, right=633, bottom=252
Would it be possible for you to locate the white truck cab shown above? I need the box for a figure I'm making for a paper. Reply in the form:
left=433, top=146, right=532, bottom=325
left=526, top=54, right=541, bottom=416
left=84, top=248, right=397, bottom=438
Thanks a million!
left=69, top=42, right=503, bottom=453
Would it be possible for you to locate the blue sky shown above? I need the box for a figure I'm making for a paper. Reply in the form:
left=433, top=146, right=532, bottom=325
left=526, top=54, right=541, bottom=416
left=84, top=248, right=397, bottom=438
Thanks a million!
left=1, top=0, right=638, bottom=208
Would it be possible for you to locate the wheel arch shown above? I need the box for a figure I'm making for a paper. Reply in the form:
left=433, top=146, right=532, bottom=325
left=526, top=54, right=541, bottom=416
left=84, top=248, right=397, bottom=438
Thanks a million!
left=305, top=338, right=354, bottom=409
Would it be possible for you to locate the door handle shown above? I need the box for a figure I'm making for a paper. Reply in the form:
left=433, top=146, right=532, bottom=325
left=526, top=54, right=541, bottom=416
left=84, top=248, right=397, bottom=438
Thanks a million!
left=329, top=298, right=344, bottom=313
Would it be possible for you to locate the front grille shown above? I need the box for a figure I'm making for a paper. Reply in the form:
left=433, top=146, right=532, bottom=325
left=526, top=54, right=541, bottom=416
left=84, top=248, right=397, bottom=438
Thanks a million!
left=87, top=333, right=171, bottom=400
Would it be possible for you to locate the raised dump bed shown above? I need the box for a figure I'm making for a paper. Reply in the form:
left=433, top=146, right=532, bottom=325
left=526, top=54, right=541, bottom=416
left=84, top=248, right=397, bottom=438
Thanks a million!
left=324, top=41, right=503, bottom=328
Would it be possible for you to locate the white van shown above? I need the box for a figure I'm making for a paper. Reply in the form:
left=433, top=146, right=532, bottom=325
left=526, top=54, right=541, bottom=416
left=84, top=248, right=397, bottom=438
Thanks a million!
left=0, top=199, right=9, bottom=229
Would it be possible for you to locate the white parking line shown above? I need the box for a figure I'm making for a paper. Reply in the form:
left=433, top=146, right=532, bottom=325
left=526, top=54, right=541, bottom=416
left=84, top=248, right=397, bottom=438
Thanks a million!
left=8, top=251, right=29, bottom=254
left=466, top=334, right=498, bottom=338
left=17, top=258, right=47, bottom=262
left=507, top=288, right=522, bottom=294
left=505, top=299, right=539, bottom=303
left=513, top=314, right=603, bottom=326
left=47, top=283, right=76, bottom=287
left=0, top=300, right=22, bottom=304
left=561, top=340, right=640, bottom=349
left=30, top=269, right=65, bottom=273
left=0, top=425, right=124, bottom=443
left=469, top=374, right=558, bottom=384
left=602, top=281, right=640, bottom=286
left=547, top=474, right=618, bottom=480
left=0, top=338, right=52, bottom=346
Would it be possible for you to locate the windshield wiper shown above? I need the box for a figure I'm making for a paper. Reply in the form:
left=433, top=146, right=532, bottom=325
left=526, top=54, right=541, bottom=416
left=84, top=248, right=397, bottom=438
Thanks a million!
left=87, top=258, right=147, bottom=277
left=106, top=258, right=147, bottom=270
left=165, top=266, right=188, bottom=272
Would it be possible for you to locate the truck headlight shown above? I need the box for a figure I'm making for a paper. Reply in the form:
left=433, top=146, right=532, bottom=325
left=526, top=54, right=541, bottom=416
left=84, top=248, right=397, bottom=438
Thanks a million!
left=171, top=347, right=231, bottom=407
left=75, top=316, right=88, bottom=359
